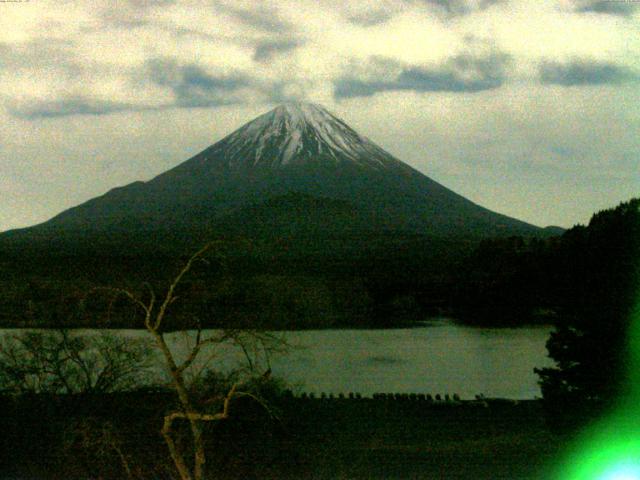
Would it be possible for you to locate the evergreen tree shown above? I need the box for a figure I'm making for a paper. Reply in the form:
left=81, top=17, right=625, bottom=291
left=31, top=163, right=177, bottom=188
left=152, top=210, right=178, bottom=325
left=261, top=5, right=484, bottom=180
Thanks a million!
left=536, top=199, right=640, bottom=430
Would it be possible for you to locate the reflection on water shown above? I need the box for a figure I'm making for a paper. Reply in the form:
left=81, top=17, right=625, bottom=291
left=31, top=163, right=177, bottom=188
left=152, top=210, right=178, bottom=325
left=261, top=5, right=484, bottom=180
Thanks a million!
left=367, top=355, right=404, bottom=365
left=276, top=320, right=553, bottom=399
left=0, top=319, right=553, bottom=399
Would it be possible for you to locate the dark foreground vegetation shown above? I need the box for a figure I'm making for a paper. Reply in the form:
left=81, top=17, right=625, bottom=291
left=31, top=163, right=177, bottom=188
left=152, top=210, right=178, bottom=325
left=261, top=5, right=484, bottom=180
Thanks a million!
left=0, top=198, right=637, bottom=478
left=0, top=390, right=561, bottom=479
left=0, top=199, right=636, bottom=331
left=536, top=198, right=640, bottom=433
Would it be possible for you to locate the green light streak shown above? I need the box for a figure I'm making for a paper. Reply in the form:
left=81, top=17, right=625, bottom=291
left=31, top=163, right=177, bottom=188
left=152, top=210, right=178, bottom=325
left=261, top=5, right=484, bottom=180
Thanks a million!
left=557, top=301, right=640, bottom=480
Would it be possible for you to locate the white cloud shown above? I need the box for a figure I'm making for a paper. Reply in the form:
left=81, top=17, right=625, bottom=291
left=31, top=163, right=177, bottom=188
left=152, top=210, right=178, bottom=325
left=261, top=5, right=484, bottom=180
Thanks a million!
left=0, top=0, right=638, bottom=230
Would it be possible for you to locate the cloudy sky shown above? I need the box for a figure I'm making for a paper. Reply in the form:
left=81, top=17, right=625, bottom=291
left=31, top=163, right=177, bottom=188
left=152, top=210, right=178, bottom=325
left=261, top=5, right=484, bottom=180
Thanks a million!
left=1, top=0, right=638, bottom=231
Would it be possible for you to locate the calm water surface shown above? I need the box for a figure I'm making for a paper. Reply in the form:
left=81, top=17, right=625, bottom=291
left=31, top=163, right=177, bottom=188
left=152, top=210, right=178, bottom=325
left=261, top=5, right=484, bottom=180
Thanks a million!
left=271, top=320, right=553, bottom=399
left=1, top=319, right=553, bottom=399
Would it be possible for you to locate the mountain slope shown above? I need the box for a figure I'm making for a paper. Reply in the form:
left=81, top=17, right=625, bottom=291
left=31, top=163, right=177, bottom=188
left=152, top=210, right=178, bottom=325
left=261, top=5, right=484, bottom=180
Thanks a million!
left=4, top=102, right=543, bottom=242
left=189, top=102, right=410, bottom=170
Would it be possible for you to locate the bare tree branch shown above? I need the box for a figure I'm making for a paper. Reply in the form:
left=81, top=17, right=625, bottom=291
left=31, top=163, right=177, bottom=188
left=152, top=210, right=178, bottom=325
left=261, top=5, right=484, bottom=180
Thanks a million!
left=153, top=242, right=218, bottom=332
left=86, top=240, right=287, bottom=480
left=177, top=336, right=223, bottom=374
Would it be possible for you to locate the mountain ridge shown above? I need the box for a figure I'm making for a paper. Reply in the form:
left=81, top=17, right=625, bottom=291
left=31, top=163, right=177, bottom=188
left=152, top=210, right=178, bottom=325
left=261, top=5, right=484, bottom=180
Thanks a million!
left=2, top=102, right=547, bottom=243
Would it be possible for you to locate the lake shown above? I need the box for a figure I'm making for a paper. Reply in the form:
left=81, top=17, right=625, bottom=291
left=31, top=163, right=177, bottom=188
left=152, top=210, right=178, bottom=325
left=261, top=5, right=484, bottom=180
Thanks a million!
left=0, top=319, right=553, bottom=399
left=267, top=319, right=554, bottom=399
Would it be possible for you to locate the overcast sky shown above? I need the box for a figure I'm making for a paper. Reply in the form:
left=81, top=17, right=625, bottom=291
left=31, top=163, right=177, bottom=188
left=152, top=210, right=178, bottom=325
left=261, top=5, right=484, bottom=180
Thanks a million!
left=1, top=0, right=638, bottom=232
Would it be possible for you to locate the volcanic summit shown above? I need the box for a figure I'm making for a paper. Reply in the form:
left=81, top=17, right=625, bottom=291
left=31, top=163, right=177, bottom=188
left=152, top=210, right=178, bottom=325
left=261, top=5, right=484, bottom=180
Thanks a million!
left=5, top=102, right=542, bottom=241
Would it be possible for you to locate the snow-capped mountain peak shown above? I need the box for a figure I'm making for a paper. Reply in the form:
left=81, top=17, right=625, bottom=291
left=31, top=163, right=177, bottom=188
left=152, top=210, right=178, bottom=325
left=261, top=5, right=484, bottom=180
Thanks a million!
left=207, top=102, right=405, bottom=170
left=17, top=101, right=544, bottom=240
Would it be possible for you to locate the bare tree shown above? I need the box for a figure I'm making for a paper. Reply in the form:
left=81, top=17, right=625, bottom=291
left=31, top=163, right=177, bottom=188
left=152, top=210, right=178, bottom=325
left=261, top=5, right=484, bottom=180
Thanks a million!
left=0, top=329, right=154, bottom=395
left=62, top=416, right=136, bottom=480
left=101, top=243, right=287, bottom=480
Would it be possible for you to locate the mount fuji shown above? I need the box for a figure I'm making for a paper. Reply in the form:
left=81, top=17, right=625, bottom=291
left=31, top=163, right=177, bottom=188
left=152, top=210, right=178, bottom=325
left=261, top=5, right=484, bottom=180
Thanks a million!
left=5, top=103, right=544, bottom=246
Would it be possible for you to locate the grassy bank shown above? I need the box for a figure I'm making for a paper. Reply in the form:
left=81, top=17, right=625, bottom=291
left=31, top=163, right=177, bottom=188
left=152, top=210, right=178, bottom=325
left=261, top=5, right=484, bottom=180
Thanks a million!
left=0, top=392, right=563, bottom=479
